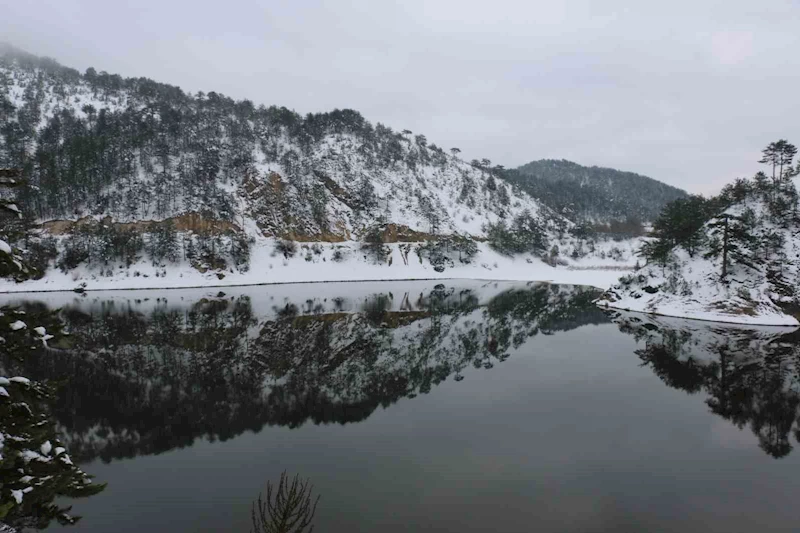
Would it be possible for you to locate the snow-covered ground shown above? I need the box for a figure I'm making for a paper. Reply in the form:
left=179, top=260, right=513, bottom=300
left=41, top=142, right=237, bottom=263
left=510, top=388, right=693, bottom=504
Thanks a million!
left=599, top=264, right=800, bottom=327
left=0, top=239, right=627, bottom=294
left=598, top=182, right=800, bottom=327
left=558, top=236, right=646, bottom=269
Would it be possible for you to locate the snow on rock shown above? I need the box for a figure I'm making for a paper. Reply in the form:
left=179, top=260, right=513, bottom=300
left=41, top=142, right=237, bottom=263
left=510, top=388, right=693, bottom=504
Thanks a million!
left=31, top=326, right=54, bottom=345
left=0, top=239, right=10, bottom=255
left=0, top=377, right=8, bottom=385
left=40, top=440, right=52, bottom=456
left=9, top=376, right=30, bottom=385
left=0, top=386, right=8, bottom=397
left=8, top=320, right=26, bottom=330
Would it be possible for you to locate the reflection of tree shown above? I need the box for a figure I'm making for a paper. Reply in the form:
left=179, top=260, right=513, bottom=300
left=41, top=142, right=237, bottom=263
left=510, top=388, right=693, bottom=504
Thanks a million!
left=4, top=298, right=265, bottom=463
left=635, top=328, right=713, bottom=393
left=4, top=284, right=608, bottom=464
left=611, top=312, right=800, bottom=458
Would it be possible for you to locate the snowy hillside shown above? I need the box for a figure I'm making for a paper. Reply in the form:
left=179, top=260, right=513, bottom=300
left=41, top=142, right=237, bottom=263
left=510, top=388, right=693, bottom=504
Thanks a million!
left=0, top=45, right=554, bottom=239
left=598, top=172, right=800, bottom=325
left=0, top=45, right=643, bottom=290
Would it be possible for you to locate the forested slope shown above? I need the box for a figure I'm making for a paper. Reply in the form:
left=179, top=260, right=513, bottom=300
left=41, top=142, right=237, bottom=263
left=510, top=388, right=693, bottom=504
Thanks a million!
left=0, top=44, right=552, bottom=239
left=0, top=44, right=645, bottom=289
left=506, top=159, right=687, bottom=223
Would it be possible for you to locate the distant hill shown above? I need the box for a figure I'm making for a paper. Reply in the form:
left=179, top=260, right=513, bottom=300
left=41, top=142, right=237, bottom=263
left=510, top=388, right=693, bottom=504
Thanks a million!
left=503, top=159, right=688, bottom=223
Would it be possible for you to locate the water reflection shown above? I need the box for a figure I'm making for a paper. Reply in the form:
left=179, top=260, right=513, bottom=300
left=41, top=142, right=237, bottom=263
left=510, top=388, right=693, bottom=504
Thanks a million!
left=1, top=282, right=607, bottom=465
left=610, top=311, right=800, bottom=458
left=6, top=282, right=800, bottom=531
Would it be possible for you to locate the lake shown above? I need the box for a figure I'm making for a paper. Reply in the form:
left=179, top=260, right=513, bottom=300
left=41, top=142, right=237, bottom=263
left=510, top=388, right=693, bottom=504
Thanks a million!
left=2, top=280, right=800, bottom=532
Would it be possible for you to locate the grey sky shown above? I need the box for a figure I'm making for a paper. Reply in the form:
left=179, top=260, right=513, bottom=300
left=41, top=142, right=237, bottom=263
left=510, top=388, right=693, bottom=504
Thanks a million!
left=3, top=0, right=800, bottom=194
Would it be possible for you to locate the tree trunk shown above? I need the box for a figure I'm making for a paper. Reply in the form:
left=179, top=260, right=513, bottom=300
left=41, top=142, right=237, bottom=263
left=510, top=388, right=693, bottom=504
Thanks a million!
left=721, top=215, right=729, bottom=279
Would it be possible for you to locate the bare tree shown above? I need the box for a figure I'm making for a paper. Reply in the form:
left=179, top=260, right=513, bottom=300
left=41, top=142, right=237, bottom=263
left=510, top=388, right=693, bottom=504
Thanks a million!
left=251, top=472, right=320, bottom=533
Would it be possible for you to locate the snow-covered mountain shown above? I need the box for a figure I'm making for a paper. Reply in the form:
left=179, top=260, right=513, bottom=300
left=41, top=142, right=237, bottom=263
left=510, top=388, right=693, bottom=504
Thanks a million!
left=0, top=45, right=644, bottom=290
left=0, top=44, right=554, bottom=239
left=598, top=174, right=800, bottom=325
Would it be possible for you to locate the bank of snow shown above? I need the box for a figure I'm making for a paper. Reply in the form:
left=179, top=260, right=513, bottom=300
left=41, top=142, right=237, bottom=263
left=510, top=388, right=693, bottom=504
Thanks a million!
left=0, top=240, right=626, bottom=293
left=598, top=250, right=800, bottom=327
left=598, top=184, right=800, bottom=327
left=599, top=268, right=798, bottom=326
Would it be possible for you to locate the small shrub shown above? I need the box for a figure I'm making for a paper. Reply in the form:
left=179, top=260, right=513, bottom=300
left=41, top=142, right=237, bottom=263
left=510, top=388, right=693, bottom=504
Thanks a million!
left=361, top=226, right=390, bottom=263
left=275, top=239, right=298, bottom=258
left=737, top=286, right=752, bottom=301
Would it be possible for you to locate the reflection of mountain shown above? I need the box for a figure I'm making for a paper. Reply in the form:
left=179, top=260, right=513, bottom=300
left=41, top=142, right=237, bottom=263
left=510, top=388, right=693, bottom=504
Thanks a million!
left=1, top=283, right=606, bottom=464
left=610, top=311, right=800, bottom=458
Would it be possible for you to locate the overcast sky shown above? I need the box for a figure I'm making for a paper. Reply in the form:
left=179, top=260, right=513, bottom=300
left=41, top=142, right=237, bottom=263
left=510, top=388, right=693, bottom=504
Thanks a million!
left=3, top=0, right=800, bottom=194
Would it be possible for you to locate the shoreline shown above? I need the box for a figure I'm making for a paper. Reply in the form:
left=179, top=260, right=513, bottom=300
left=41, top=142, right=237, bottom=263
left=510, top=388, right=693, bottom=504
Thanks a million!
left=0, top=241, right=632, bottom=295
left=598, top=302, right=799, bottom=328
left=0, top=274, right=607, bottom=295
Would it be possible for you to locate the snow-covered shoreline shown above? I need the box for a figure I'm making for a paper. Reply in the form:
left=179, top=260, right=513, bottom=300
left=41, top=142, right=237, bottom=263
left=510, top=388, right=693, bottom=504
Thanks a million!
left=598, top=299, right=799, bottom=327
left=6, top=233, right=798, bottom=327
left=0, top=241, right=629, bottom=294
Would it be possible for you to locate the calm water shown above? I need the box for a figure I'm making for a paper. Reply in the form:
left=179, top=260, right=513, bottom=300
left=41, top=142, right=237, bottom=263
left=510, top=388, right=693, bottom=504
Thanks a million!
left=3, top=280, right=800, bottom=532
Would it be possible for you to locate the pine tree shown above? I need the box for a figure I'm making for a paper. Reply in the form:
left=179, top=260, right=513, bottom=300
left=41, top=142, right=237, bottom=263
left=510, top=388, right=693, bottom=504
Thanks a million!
left=0, top=307, right=106, bottom=528
left=704, top=210, right=758, bottom=280
left=639, top=238, right=673, bottom=270
left=146, top=220, right=179, bottom=265
left=760, top=140, right=798, bottom=183
left=0, top=168, right=36, bottom=280
left=651, top=195, right=709, bottom=257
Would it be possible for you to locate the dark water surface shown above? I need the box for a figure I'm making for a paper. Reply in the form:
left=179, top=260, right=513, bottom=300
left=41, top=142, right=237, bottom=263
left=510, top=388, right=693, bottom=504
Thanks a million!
left=3, top=280, right=800, bottom=532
